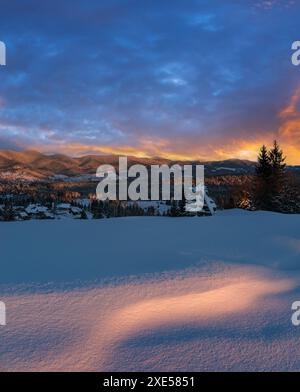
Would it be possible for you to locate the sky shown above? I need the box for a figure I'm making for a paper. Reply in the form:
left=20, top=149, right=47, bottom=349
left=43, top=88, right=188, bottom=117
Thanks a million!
left=0, top=0, right=300, bottom=163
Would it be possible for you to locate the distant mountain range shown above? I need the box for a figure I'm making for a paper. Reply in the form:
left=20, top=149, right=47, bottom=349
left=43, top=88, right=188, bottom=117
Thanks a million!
left=0, top=149, right=299, bottom=181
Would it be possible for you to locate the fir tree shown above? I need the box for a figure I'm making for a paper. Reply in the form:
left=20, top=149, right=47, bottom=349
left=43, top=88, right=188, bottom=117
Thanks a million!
left=254, top=144, right=272, bottom=210
left=269, top=140, right=286, bottom=211
left=2, top=204, right=15, bottom=221
left=256, top=145, right=272, bottom=178
left=269, top=140, right=286, bottom=174
left=169, top=199, right=180, bottom=217
left=254, top=141, right=288, bottom=212
left=178, top=195, right=186, bottom=216
left=80, top=210, right=88, bottom=219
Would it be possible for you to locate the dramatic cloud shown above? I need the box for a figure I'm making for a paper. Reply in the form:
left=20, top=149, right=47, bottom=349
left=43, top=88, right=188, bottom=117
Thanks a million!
left=0, top=0, right=300, bottom=162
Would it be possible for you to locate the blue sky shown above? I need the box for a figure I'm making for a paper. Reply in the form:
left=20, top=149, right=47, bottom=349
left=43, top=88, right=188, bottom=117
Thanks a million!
left=0, top=0, right=300, bottom=162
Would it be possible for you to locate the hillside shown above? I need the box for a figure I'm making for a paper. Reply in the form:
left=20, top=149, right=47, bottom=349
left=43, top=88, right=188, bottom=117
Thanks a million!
left=0, top=149, right=259, bottom=180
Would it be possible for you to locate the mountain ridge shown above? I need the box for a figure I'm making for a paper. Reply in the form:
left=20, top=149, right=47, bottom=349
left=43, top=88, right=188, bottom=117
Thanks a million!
left=0, top=149, right=296, bottom=181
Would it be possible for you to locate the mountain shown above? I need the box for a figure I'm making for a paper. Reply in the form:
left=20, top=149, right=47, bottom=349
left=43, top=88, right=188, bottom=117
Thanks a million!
left=0, top=149, right=298, bottom=181
left=0, top=150, right=171, bottom=180
left=200, top=159, right=256, bottom=176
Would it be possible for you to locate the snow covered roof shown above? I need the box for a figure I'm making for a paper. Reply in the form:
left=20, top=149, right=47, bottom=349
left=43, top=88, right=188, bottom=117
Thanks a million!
left=75, top=198, right=90, bottom=207
left=70, top=206, right=82, bottom=214
left=56, top=203, right=71, bottom=210
left=18, top=212, right=29, bottom=218
left=25, top=204, right=49, bottom=214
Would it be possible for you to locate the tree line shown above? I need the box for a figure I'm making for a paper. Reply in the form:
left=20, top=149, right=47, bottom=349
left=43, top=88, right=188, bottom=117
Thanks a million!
left=252, top=141, right=300, bottom=213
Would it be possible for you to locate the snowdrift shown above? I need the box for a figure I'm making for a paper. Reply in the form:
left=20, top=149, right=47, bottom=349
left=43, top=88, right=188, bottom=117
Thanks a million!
left=1, top=210, right=300, bottom=371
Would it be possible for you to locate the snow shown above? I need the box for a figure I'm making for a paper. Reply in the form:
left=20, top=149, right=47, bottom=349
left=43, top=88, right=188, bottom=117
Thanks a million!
left=215, top=167, right=237, bottom=172
left=49, top=174, right=69, bottom=180
left=25, top=204, right=49, bottom=214
left=17, top=212, right=29, bottom=219
left=1, top=210, right=300, bottom=371
left=70, top=206, right=82, bottom=214
left=75, top=198, right=90, bottom=208
left=0, top=171, right=40, bottom=181
left=56, top=203, right=71, bottom=210
left=128, top=200, right=170, bottom=214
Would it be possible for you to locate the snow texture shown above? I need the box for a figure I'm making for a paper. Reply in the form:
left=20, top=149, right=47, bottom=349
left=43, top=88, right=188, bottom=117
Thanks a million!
left=1, top=209, right=300, bottom=371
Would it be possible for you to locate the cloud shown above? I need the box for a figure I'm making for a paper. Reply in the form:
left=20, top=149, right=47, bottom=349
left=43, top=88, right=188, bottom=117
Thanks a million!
left=276, top=85, right=300, bottom=162
left=0, top=0, right=300, bottom=163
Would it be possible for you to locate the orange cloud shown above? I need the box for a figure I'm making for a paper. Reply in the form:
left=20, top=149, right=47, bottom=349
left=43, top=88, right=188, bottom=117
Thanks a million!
left=279, top=86, right=300, bottom=142
left=27, top=87, right=300, bottom=165
left=34, top=136, right=274, bottom=163
left=29, top=136, right=300, bottom=164
left=277, top=85, right=300, bottom=163
left=279, top=87, right=300, bottom=119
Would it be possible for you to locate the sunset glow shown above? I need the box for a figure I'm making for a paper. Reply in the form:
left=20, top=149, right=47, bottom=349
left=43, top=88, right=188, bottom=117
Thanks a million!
left=2, top=0, right=300, bottom=377
left=1, top=1, right=300, bottom=163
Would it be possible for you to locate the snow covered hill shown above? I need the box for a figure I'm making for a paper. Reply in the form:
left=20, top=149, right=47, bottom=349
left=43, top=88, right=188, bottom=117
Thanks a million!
left=0, top=150, right=258, bottom=180
left=1, top=210, right=300, bottom=371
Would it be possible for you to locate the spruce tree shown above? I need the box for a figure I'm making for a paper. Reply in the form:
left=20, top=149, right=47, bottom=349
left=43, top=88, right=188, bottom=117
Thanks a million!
left=256, top=145, right=271, bottom=178
left=169, top=199, right=180, bottom=217
left=178, top=195, right=186, bottom=216
left=80, top=209, right=88, bottom=219
left=254, top=145, right=272, bottom=210
left=269, top=140, right=286, bottom=173
left=254, top=141, right=289, bottom=212
left=2, top=204, right=15, bottom=221
left=269, top=140, right=287, bottom=211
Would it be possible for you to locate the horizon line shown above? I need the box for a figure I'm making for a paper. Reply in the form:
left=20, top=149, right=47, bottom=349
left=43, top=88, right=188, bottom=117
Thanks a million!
left=0, top=147, right=260, bottom=164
